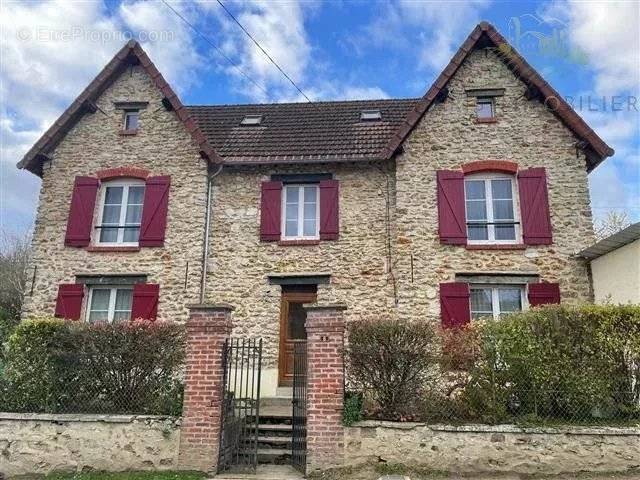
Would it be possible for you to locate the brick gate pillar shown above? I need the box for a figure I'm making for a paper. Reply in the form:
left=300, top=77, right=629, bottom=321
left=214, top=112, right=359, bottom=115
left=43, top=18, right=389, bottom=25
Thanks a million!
left=304, top=303, right=347, bottom=472
left=178, top=304, right=233, bottom=472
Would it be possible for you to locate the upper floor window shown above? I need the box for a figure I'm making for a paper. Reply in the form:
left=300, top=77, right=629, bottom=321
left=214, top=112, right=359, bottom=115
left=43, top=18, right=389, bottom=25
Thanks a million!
left=464, top=174, right=519, bottom=244
left=476, top=97, right=494, bottom=119
left=97, top=179, right=145, bottom=245
left=282, top=184, right=319, bottom=240
left=124, top=110, right=139, bottom=131
left=470, top=284, right=526, bottom=320
left=87, top=286, right=133, bottom=323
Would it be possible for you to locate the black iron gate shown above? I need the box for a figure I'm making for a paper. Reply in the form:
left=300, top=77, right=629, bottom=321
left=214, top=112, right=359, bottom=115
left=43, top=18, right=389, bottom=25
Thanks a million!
left=291, top=341, right=307, bottom=473
left=218, top=338, right=262, bottom=473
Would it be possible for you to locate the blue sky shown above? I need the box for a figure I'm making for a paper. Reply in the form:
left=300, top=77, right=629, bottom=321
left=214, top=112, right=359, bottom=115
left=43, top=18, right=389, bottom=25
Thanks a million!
left=1, top=0, right=638, bottom=237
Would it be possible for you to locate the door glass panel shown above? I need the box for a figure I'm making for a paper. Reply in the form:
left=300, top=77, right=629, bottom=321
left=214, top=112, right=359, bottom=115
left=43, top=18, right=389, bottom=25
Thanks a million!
left=287, top=302, right=307, bottom=340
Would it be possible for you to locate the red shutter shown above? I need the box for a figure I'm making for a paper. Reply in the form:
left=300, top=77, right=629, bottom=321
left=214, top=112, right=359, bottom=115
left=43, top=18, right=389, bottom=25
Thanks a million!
left=139, top=176, right=171, bottom=247
left=528, top=282, right=560, bottom=306
left=319, top=179, right=339, bottom=240
left=260, top=181, right=282, bottom=241
left=54, top=284, right=84, bottom=320
left=131, top=283, right=160, bottom=321
left=64, top=176, right=99, bottom=247
left=517, top=168, right=552, bottom=245
left=437, top=171, right=467, bottom=245
left=440, top=282, right=471, bottom=329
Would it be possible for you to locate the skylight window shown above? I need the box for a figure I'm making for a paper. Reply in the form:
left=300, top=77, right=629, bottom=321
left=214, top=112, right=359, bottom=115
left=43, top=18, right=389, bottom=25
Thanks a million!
left=240, top=114, right=263, bottom=126
left=360, top=109, right=382, bottom=121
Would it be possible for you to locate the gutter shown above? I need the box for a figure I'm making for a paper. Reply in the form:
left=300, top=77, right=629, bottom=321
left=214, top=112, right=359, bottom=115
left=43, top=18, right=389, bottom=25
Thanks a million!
left=200, top=163, right=223, bottom=303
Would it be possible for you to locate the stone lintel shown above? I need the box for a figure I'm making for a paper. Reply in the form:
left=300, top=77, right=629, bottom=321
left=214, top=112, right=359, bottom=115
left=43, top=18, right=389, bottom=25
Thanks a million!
left=268, top=272, right=331, bottom=285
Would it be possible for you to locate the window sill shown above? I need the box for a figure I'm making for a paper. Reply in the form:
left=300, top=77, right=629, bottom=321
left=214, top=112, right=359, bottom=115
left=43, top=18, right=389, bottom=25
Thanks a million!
left=475, top=117, right=498, bottom=124
left=119, top=129, right=138, bottom=136
left=86, top=246, right=141, bottom=252
left=466, top=244, right=526, bottom=251
left=278, top=240, right=320, bottom=246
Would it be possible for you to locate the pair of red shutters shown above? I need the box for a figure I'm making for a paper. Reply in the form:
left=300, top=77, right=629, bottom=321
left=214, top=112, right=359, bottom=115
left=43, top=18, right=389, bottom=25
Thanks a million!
left=55, top=283, right=159, bottom=321
left=437, top=167, right=552, bottom=245
left=259, top=180, right=340, bottom=241
left=55, top=174, right=170, bottom=320
left=64, top=175, right=171, bottom=248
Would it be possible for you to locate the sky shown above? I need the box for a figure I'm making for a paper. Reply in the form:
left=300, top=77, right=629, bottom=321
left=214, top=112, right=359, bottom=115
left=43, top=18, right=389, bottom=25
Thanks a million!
left=1, top=0, right=639, bottom=238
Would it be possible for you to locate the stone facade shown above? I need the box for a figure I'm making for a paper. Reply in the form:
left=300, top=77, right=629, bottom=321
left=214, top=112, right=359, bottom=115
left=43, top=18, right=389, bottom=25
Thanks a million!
left=0, top=413, right=180, bottom=477
left=345, top=421, right=640, bottom=475
left=22, top=64, right=208, bottom=323
left=23, top=46, right=596, bottom=394
left=393, top=48, right=595, bottom=321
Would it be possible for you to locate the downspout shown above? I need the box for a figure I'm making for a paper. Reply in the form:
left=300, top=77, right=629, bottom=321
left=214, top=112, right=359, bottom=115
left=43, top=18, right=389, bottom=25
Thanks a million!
left=200, top=163, right=223, bottom=303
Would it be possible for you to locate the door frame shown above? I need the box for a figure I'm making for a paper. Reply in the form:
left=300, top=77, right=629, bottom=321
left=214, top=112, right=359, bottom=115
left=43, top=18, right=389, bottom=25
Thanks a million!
left=278, top=287, right=317, bottom=387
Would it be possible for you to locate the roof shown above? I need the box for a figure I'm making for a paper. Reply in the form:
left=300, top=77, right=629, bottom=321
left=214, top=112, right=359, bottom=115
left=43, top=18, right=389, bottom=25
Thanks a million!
left=186, top=99, right=418, bottom=165
left=580, top=222, right=640, bottom=260
left=18, top=22, right=614, bottom=176
left=17, top=40, right=221, bottom=176
left=382, top=22, right=614, bottom=171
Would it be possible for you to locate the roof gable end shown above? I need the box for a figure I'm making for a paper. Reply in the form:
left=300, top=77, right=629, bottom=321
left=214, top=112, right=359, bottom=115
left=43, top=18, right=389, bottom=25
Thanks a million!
left=17, top=40, right=221, bottom=176
left=382, top=22, right=614, bottom=171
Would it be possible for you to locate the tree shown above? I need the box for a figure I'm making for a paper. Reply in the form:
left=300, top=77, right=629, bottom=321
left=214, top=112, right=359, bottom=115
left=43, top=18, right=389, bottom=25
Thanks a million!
left=0, top=231, right=32, bottom=343
left=594, top=211, right=631, bottom=241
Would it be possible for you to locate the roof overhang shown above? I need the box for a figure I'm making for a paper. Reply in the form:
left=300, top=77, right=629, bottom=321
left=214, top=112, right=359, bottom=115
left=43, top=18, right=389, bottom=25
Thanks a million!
left=17, top=40, right=222, bottom=177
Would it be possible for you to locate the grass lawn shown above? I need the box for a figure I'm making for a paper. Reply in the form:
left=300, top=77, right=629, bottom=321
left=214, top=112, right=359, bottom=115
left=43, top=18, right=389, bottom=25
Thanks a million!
left=35, top=472, right=207, bottom=480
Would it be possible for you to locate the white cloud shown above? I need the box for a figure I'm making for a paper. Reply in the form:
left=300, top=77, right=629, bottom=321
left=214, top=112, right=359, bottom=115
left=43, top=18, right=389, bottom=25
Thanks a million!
left=545, top=0, right=640, bottom=95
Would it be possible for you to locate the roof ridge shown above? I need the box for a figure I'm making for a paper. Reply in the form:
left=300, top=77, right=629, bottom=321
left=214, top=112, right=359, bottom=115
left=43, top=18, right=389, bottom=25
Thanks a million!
left=185, top=97, right=421, bottom=108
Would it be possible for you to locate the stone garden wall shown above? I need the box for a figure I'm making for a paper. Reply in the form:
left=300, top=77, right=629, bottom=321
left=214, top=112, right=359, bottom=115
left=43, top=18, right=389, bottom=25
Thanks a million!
left=0, top=413, right=180, bottom=477
left=345, top=421, right=640, bottom=475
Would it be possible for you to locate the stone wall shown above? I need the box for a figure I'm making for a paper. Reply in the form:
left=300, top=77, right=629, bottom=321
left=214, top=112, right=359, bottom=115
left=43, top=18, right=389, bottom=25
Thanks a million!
left=0, top=413, right=180, bottom=477
left=21, top=64, right=207, bottom=323
left=394, top=47, right=595, bottom=321
left=206, top=162, right=397, bottom=381
left=345, top=421, right=640, bottom=475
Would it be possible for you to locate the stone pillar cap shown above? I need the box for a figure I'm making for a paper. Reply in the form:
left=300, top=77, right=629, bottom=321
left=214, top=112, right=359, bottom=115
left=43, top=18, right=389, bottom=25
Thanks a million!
left=187, top=303, right=235, bottom=312
left=303, top=303, right=348, bottom=311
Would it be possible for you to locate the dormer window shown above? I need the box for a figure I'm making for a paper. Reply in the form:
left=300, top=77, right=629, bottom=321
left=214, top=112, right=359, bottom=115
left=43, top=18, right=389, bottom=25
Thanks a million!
left=476, top=97, right=495, bottom=120
left=360, top=109, right=382, bottom=121
left=124, top=110, right=139, bottom=131
left=241, top=114, right=263, bottom=126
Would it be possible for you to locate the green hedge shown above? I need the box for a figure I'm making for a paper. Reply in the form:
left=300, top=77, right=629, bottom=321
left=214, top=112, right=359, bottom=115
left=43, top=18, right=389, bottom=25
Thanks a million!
left=346, top=305, right=640, bottom=425
left=463, top=304, right=640, bottom=423
left=1, top=318, right=185, bottom=415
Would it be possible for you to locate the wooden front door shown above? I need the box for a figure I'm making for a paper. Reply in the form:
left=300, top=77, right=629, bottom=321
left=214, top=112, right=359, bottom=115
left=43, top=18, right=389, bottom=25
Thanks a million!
left=278, top=286, right=317, bottom=386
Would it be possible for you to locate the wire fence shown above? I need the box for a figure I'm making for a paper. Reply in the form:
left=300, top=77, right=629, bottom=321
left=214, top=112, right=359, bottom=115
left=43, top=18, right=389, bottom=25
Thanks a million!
left=354, top=357, right=640, bottom=427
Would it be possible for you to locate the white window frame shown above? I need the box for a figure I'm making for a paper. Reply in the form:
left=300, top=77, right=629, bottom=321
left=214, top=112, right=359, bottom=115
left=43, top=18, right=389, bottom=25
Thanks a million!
left=123, top=110, right=139, bottom=130
left=95, top=179, right=145, bottom=246
left=86, top=286, right=133, bottom=323
left=281, top=184, right=320, bottom=241
left=470, top=284, right=528, bottom=320
left=464, top=173, right=521, bottom=245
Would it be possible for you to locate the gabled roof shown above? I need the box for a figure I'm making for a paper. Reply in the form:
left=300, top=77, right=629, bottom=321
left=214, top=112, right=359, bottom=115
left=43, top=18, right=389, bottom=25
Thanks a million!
left=381, top=22, right=614, bottom=171
left=17, top=40, right=221, bottom=176
left=580, top=222, right=640, bottom=260
left=186, top=99, right=418, bottom=165
left=18, top=22, right=613, bottom=175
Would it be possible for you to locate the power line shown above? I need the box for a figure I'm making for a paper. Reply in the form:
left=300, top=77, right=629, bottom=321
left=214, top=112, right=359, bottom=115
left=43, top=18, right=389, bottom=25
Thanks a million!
left=215, top=0, right=314, bottom=104
left=159, top=0, right=271, bottom=99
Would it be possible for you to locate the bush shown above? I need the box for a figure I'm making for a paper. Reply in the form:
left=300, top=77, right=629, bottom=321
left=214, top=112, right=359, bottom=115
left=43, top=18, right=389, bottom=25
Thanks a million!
left=2, top=318, right=185, bottom=414
left=463, top=304, right=640, bottom=423
left=345, top=318, right=438, bottom=419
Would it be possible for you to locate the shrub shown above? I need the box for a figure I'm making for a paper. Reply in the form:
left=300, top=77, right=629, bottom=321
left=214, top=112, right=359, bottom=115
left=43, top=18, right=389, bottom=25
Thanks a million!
left=2, top=318, right=185, bottom=414
left=345, top=318, right=438, bottom=419
left=343, top=392, right=363, bottom=426
left=463, top=304, right=640, bottom=423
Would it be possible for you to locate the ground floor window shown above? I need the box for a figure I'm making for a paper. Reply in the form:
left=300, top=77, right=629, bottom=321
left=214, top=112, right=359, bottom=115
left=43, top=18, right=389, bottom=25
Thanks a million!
left=87, top=286, right=133, bottom=323
left=470, top=285, right=526, bottom=320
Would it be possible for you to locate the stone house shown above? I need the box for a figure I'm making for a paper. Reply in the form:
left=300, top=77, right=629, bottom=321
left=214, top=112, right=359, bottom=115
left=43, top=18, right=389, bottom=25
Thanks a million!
left=18, top=22, right=613, bottom=398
